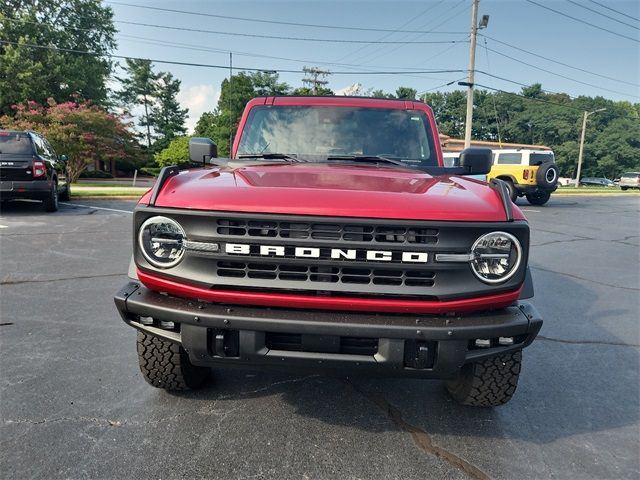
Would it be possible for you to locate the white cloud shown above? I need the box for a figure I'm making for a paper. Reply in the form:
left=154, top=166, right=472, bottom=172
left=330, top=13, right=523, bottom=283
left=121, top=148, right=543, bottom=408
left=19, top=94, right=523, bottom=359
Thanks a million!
left=178, top=84, right=220, bottom=134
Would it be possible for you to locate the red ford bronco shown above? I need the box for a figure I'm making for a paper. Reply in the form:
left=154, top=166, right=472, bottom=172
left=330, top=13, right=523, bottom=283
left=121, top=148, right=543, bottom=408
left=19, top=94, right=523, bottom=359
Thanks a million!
left=115, top=96, right=542, bottom=407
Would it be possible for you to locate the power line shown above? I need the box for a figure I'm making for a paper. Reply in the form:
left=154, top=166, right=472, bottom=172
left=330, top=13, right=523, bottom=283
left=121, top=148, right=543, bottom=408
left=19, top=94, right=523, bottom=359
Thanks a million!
left=358, top=0, right=469, bottom=66
left=106, top=1, right=467, bottom=35
left=2, top=17, right=460, bottom=78
left=565, top=0, right=639, bottom=30
left=525, top=0, right=640, bottom=43
left=587, top=0, right=640, bottom=23
left=333, top=2, right=439, bottom=64
left=483, top=44, right=640, bottom=99
left=473, top=83, right=584, bottom=112
left=0, top=40, right=466, bottom=75
left=479, top=34, right=639, bottom=88
left=115, top=19, right=466, bottom=45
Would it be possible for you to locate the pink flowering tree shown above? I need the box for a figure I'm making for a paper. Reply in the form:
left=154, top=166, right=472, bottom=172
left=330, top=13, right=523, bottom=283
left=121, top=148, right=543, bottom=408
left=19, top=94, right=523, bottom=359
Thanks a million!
left=0, top=98, right=142, bottom=182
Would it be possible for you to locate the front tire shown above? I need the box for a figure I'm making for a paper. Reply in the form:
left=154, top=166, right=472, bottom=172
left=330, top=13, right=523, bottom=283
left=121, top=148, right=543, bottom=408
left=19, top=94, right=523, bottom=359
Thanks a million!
left=446, top=351, right=522, bottom=407
left=621, top=187, right=628, bottom=191
left=504, top=180, right=518, bottom=203
left=526, top=191, right=551, bottom=205
left=59, top=181, right=70, bottom=201
left=136, top=332, right=209, bottom=390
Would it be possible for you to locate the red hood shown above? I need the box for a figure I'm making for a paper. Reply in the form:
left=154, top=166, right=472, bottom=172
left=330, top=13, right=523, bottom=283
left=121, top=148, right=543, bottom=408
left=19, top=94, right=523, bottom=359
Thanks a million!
left=147, top=164, right=523, bottom=222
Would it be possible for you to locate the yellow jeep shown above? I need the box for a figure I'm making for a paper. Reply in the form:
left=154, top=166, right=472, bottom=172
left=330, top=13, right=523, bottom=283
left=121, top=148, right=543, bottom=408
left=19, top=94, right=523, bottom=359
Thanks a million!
left=487, top=149, right=559, bottom=205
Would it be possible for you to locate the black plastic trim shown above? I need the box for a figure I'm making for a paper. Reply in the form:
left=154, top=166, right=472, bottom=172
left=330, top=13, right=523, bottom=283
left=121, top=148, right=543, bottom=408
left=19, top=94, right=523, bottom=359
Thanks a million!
left=490, top=178, right=514, bottom=222
left=148, top=165, right=180, bottom=207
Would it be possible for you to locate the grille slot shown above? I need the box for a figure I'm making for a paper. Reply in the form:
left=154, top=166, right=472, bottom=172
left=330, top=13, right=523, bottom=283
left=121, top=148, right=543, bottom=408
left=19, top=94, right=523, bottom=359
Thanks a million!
left=216, top=261, right=435, bottom=287
left=217, top=218, right=438, bottom=244
left=265, top=332, right=378, bottom=355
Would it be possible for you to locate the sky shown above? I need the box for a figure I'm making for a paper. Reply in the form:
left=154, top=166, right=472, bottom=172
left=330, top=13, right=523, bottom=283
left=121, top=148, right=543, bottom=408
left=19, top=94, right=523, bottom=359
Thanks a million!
left=107, top=0, right=640, bottom=132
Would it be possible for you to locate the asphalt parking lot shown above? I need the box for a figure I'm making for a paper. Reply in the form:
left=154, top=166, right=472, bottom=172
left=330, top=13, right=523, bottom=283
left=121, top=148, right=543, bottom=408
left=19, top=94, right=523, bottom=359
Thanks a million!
left=1, top=195, right=639, bottom=480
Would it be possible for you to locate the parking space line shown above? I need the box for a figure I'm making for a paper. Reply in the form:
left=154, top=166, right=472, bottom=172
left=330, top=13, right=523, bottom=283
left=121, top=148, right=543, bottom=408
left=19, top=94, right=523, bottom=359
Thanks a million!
left=521, top=209, right=541, bottom=213
left=0, top=225, right=7, bottom=229
left=60, top=202, right=133, bottom=214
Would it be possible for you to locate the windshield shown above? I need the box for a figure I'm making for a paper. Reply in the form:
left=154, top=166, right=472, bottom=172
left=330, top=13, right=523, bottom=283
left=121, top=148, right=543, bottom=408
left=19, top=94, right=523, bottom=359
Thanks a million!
left=236, top=105, right=438, bottom=168
left=0, top=132, right=33, bottom=155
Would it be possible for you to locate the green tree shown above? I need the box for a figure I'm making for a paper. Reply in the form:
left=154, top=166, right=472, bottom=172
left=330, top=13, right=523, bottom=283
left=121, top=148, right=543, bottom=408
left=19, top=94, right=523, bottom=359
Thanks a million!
left=154, top=136, right=191, bottom=167
left=251, top=72, right=291, bottom=96
left=149, top=72, right=188, bottom=152
left=115, top=59, right=159, bottom=149
left=370, top=89, right=396, bottom=99
left=0, top=0, right=116, bottom=114
left=0, top=99, right=142, bottom=182
left=194, top=72, right=256, bottom=156
left=395, top=87, right=417, bottom=100
left=291, top=86, right=334, bottom=96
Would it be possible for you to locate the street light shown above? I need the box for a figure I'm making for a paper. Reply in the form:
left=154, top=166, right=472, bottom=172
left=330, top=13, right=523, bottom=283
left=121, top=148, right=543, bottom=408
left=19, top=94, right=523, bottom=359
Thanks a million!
left=576, top=108, right=606, bottom=187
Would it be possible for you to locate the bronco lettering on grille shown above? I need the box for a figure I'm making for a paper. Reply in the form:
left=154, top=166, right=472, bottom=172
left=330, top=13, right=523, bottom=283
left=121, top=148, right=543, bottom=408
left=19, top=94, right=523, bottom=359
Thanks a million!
left=224, top=243, right=428, bottom=263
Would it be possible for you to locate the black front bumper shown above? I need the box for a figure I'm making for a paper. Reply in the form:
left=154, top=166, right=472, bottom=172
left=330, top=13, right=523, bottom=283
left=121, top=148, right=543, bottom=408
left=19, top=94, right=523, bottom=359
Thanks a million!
left=114, top=282, right=543, bottom=378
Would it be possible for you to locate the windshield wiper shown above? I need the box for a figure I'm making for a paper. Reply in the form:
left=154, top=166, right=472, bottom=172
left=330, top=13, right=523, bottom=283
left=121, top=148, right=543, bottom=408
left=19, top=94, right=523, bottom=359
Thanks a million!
left=325, top=154, right=410, bottom=167
left=237, top=153, right=299, bottom=162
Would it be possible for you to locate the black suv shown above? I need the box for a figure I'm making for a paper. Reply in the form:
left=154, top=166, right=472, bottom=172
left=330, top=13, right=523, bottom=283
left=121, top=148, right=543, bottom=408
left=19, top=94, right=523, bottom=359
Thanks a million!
left=0, top=130, right=70, bottom=211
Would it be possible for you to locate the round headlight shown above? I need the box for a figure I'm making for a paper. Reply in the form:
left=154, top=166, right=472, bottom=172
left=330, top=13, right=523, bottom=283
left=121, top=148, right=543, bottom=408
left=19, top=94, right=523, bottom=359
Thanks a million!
left=470, top=231, right=522, bottom=284
left=138, top=216, right=186, bottom=268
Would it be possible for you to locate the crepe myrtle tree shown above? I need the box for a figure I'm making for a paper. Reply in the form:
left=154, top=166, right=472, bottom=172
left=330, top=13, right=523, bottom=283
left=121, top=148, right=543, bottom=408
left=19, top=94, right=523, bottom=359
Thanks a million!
left=0, top=98, right=142, bottom=182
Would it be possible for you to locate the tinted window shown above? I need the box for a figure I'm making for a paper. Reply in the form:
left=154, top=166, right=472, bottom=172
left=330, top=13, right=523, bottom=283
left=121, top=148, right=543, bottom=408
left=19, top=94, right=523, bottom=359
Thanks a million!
left=0, top=132, right=33, bottom=154
left=238, top=106, right=438, bottom=167
left=622, top=173, right=640, bottom=179
left=530, top=152, right=554, bottom=165
left=497, top=153, right=522, bottom=165
left=31, top=134, right=45, bottom=155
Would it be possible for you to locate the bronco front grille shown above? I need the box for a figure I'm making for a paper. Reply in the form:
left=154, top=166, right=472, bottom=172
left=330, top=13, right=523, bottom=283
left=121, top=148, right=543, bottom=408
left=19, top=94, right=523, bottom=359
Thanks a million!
left=134, top=210, right=530, bottom=300
left=217, top=218, right=438, bottom=245
left=216, top=261, right=436, bottom=287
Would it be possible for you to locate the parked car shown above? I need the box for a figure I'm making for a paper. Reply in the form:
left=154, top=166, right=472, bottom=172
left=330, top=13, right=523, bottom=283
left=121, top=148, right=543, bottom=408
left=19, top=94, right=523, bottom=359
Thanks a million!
left=557, top=177, right=577, bottom=187
left=579, top=177, right=616, bottom=187
left=115, top=96, right=543, bottom=407
left=487, top=149, right=558, bottom=205
left=619, top=172, right=640, bottom=190
left=0, top=130, right=70, bottom=211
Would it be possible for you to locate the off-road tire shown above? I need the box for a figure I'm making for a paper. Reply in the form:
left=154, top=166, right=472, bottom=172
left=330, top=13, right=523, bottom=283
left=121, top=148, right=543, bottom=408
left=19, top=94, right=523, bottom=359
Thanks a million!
left=446, top=351, right=522, bottom=407
left=59, top=182, right=70, bottom=201
left=526, top=191, right=551, bottom=206
left=535, top=162, right=558, bottom=188
left=136, top=331, right=209, bottom=390
left=43, top=181, right=59, bottom=212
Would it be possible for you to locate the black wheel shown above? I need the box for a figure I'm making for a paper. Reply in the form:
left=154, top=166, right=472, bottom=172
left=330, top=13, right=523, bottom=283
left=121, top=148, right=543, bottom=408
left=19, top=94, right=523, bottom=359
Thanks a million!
left=59, top=181, right=70, bottom=201
left=446, top=351, right=522, bottom=407
left=621, top=187, right=628, bottom=191
left=504, top=180, right=518, bottom=203
left=526, top=191, right=551, bottom=206
left=136, top=331, right=209, bottom=390
left=535, top=162, right=559, bottom=188
left=43, top=181, right=59, bottom=212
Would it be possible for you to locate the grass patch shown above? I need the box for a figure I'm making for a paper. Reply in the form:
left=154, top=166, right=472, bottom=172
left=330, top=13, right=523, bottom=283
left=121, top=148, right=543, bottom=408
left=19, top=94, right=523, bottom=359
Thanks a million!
left=71, top=184, right=148, bottom=197
left=555, top=186, right=639, bottom=194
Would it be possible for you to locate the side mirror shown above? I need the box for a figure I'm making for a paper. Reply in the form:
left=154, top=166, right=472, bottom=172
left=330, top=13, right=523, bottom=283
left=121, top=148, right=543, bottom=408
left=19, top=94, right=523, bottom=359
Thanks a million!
left=458, top=148, right=492, bottom=175
left=189, top=137, right=217, bottom=164
left=59, top=154, right=68, bottom=162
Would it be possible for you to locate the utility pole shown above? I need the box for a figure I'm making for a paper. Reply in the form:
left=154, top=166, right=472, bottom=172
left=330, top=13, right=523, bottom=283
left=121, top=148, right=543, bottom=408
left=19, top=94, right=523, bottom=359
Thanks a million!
left=576, top=108, right=606, bottom=187
left=229, top=51, right=233, bottom=153
left=302, top=66, right=330, bottom=95
left=463, top=0, right=480, bottom=149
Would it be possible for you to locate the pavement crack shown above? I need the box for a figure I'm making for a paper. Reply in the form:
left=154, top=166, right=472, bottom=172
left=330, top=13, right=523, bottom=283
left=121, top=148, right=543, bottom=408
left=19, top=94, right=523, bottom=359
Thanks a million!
left=537, top=335, right=639, bottom=348
left=0, top=272, right=126, bottom=285
left=532, top=238, right=592, bottom=247
left=238, top=375, right=320, bottom=395
left=0, top=322, right=14, bottom=326
left=345, top=381, right=491, bottom=480
left=530, top=266, right=639, bottom=291
left=5, top=417, right=124, bottom=427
